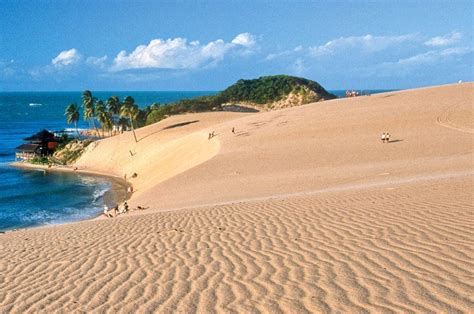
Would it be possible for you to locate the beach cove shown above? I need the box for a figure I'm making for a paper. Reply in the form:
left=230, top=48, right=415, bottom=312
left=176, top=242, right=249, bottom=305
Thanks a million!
left=0, top=83, right=472, bottom=312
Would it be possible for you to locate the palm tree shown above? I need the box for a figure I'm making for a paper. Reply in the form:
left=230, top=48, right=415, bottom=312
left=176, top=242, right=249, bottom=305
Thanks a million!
left=120, top=96, right=139, bottom=142
left=106, top=96, right=121, bottom=115
left=65, top=103, right=80, bottom=139
left=95, top=100, right=111, bottom=137
left=82, top=90, right=99, bottom=137
left=106, top=96, right=121, bottom=135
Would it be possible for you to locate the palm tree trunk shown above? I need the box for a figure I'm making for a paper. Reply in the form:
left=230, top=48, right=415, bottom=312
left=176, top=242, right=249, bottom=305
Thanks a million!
left=91, top=118, right=100, bottom=137
left=75, top=122, right=81, bottom=140
left=129, top=114, right=138, bottom=143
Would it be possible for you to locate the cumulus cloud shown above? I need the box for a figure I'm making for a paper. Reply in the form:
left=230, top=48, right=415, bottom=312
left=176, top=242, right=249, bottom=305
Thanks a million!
left=231, top=32, right=256, bottom=47
left=424, top=32, right=462, bottom=47
left=51, top=48, right=82, bottom=67
left=111, top=33, right=256, bottom=71
left=310, top=34, right=419, bottom=56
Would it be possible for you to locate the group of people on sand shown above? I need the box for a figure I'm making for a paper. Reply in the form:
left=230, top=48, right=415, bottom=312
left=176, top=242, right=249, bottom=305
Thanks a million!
left=103, top=202, right=128, bottom=218
left=209, top=128, right=236, bottom=139
left=381, top=132, right=391, bottom=143
left=103, top=201, right=148, bottom=218
left=346, top=90, right=360, bottom=97
left=345, top=90, right=371, bottom=97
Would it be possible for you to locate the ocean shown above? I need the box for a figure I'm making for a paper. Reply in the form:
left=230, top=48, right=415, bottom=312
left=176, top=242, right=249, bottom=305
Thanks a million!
left=0, top=89, right=391, bottom=231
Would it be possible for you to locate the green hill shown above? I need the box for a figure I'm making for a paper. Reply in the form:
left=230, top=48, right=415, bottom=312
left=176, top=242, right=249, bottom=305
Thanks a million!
left=146, top=75, right=336, bottom=125
left=219, top=75, right=336, bottom=104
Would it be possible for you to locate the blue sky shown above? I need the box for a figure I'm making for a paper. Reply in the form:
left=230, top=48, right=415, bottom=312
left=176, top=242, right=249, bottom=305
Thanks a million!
left=1, top=0, right=472, bottom=91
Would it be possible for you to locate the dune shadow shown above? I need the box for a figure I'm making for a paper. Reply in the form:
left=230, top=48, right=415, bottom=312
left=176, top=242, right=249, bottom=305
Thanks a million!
left=138, top=120, right=200, bottom=142
left=388, top=139, right=403, bottom=143
left=163, top=120, right=199, bottom=130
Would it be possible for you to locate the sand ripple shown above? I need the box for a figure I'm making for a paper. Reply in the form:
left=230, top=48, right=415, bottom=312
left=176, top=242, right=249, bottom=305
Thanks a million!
left=1, top=176, right=472, bottom=313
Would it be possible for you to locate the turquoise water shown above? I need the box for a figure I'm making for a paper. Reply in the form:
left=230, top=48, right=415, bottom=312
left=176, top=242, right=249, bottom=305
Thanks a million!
left=0, top=90, right=391, bottom=231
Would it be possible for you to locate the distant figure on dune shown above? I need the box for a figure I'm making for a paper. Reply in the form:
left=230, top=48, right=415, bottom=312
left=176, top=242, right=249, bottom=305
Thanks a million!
left=232, top=127, right=235, bottom=134
left=381, top=133, right=386, bottom=143
left=386, top=133, right=391, bottom=143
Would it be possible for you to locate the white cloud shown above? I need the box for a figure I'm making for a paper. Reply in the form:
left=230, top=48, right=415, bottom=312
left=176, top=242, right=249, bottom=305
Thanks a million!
left=231, top=32, right=256, bottom=47
left=424, top=32, right=462, bottom=47
left=111, top=33, right=257, bottom=71
left=51, top=48, right=82, bottom=67
left=394, top=47, right=470, bottom=66
left=265, top=46, right=304, bottom=61
left=86, top=55, right=108, bottom=68
left=310, top=34, right=419, bottom=56
left=363, top=46, right=472, bottom=76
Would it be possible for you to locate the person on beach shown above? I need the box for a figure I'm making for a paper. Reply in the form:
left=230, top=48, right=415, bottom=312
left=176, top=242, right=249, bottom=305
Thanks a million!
left=104, top=205, right=114, bottom=218
left=381, top=133, right=386, bottom=143
left=232, top=127, right=235, bottom=134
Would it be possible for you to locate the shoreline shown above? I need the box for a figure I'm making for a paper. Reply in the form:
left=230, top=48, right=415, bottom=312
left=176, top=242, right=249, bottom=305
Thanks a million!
left=4, top=161, right=132, bottom=232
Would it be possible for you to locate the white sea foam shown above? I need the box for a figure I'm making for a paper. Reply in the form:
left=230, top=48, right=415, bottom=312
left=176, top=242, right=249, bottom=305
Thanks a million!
left=29, top=103, right=42, bottom=107
left=63, top=128, right=87, bottom=133
left=92, top=184, right=110, bottom=203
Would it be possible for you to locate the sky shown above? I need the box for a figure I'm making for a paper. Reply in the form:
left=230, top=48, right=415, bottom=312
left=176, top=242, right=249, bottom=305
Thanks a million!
left=0, top=0, right=472, bottom=91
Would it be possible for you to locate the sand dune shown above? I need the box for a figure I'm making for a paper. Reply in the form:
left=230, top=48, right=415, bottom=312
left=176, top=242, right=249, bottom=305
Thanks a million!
left=1, top=83, right=473, bottom=312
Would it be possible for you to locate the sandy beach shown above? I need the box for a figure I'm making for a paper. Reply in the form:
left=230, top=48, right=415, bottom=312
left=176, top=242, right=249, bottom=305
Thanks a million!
left=1, top=83, right=472, bottom=312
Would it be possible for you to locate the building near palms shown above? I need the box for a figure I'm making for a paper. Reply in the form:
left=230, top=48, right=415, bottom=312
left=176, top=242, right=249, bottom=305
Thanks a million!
left=15, top=129, right=58, bottom=161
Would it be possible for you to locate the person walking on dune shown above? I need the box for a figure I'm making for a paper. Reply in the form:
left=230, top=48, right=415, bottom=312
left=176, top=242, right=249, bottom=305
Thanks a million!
left=381, top=133, right=386, bottom=143
left=386, top=133, right=391, bottom=143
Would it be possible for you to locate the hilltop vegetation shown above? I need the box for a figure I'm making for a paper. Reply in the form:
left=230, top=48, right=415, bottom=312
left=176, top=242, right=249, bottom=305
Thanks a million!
left=146, top=75, right=336, bottom=124
left=219, top=75, right=336, bottom=104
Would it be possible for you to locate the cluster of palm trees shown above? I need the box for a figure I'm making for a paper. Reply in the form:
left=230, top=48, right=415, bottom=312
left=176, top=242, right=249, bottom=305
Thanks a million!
left=65, top=91, right=140, bottom=142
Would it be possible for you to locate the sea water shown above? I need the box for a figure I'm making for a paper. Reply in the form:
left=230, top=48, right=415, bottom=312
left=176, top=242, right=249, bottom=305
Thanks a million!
left=0, top=91, right=215, bottom=231
left=0, top=90, right=392, bottom=231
